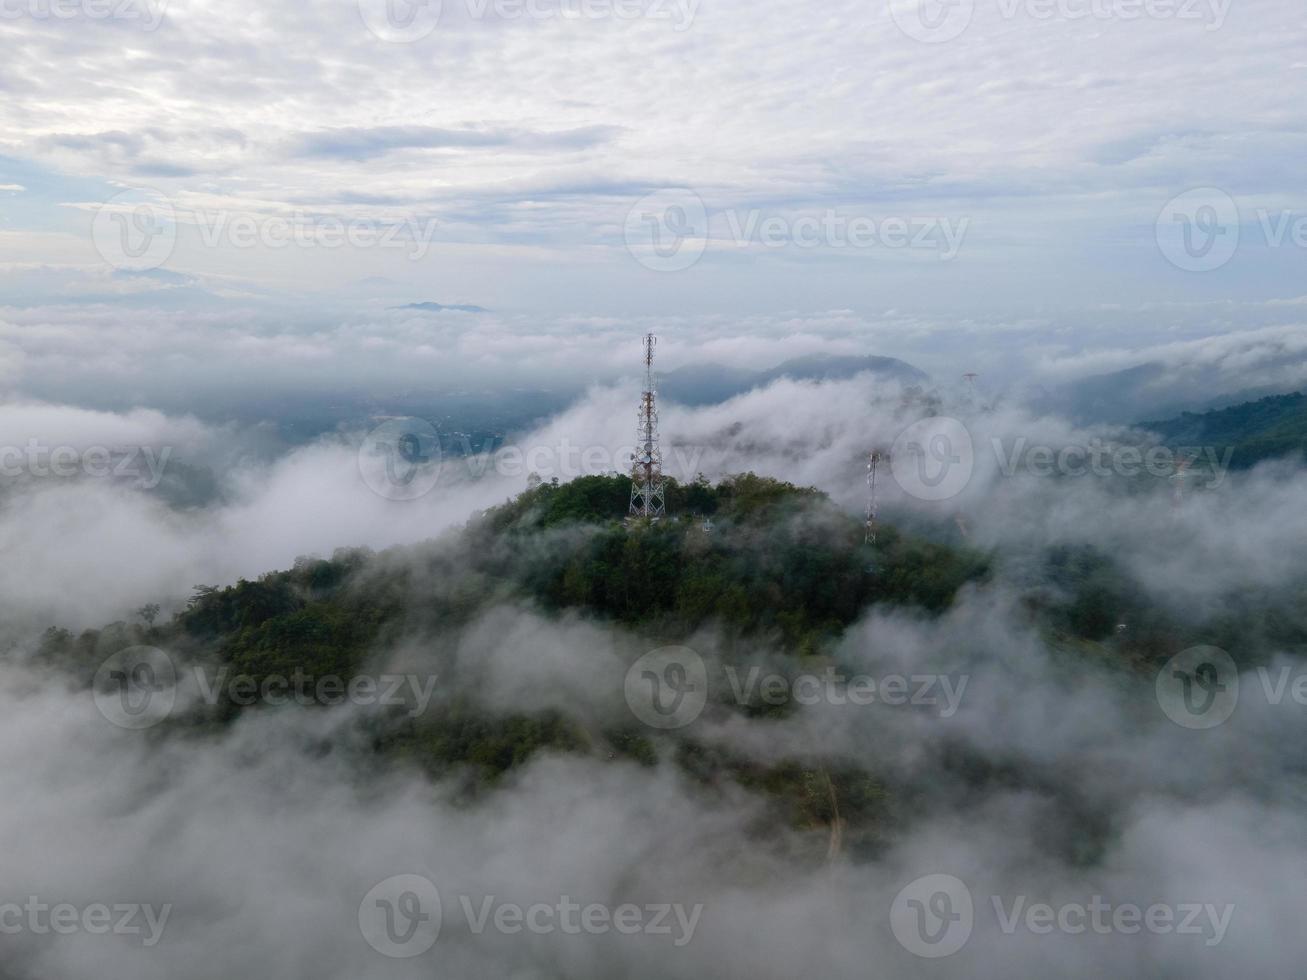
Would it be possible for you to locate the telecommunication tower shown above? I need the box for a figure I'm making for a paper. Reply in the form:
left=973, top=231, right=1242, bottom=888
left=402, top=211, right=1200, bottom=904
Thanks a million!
left=865, top=451, right=884, bottom=544
left=629, top=333, right=666, bottom=519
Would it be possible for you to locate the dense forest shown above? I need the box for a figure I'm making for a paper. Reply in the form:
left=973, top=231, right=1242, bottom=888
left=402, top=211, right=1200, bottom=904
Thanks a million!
left=1145, top=390, right=1307, bottom=469
left=30, top=472, right=1307, bottom=861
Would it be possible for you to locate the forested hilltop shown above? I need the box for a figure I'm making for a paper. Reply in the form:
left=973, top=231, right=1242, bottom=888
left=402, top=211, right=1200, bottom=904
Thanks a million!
left=30, top=474, right=1307, bottom=861
left=1145, top=391, right=1307, bottom=469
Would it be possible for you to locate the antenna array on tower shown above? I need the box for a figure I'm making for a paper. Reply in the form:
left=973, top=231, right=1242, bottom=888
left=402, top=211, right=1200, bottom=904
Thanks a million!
left=629, top=333, right=666, bottom=520
left=865, top=451, right=884, bottom=544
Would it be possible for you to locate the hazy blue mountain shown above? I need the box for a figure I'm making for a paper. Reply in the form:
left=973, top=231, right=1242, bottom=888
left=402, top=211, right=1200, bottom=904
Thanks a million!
left=1142, top=391, right=1307, bottom=469
left=1031, top=363, right=1176, bottom=424
left=659, top=353, right=928, bottom=406
left=1037, top=360, right=1307, bottom=425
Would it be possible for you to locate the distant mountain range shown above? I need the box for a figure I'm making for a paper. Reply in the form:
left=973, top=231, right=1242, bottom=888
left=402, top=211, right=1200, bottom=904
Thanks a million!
left=1036, top=360, right=1307, bottom=426
left=659, top=353, right=928, bottom=406
left=1142, top=391, right=1307, bottom=469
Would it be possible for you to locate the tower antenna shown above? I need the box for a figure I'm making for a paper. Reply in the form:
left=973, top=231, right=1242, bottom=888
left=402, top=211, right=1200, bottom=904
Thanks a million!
left=629, top=333, right=666, bottom=520
left=865, top=451, right=884, bottom=544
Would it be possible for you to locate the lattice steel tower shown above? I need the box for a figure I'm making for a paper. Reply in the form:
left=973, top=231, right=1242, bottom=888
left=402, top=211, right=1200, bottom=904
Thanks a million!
left=629, top=333, right=666, bottom=519
left=865, top=451, right=884, bottom=544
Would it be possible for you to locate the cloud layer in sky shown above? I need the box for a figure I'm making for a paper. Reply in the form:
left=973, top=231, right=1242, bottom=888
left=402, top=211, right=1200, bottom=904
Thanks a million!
left=0, top=0, right=1303, bottom=315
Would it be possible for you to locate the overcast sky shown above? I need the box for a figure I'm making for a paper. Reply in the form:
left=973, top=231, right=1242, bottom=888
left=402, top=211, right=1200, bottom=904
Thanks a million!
left=0, top=0, right=1304, bottom=318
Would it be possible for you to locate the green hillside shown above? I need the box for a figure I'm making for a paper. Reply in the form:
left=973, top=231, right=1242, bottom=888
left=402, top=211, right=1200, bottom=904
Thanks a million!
left=1143, top=391, right=1307, bottom=469
left=31, top=473, right=1307, bottom=863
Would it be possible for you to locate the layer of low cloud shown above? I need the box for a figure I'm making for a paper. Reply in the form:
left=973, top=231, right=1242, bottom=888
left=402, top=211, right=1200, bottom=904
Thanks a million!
left=3, top=561, right=1306, bottom=977
left=3, top=367, right=1305, bottom=638
left=3, top=298, right=1306, bottom=427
